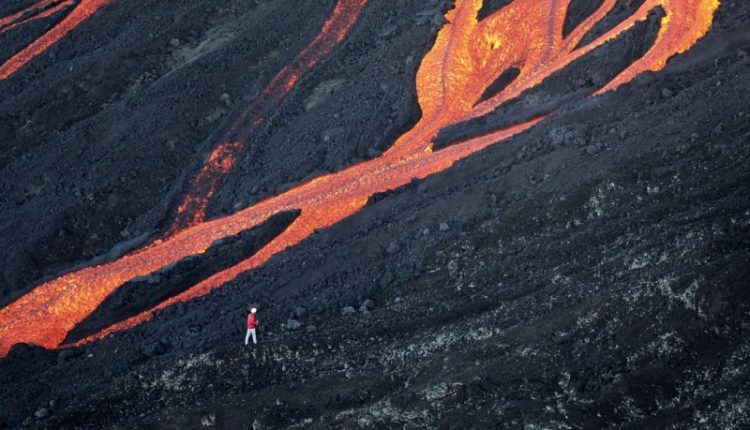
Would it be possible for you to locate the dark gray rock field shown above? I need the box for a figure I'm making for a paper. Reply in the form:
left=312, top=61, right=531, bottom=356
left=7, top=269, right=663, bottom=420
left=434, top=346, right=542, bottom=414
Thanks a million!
left=0, top=0, right=748, bottom=428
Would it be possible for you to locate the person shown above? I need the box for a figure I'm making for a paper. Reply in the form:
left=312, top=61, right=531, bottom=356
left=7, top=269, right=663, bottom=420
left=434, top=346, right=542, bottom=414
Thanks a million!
left=245, top=307, right=258, bottom=345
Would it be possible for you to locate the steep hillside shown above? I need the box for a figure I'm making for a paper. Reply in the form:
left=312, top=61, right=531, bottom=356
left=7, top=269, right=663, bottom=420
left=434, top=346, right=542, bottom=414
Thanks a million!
left=0, top=0, right=748, bottom=428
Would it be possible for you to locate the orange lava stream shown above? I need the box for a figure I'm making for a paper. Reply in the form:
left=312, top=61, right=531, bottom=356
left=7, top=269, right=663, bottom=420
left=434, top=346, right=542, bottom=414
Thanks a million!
left=0, top=0, right=111, bottom=79
left=385, top=0, right=719, bottom=158
left=166, top=0, right=369, bottom=236
left=0, top=0, right=718, bottom=356
left=0, top=0, right=73, bottom=34
left=0, top=0, right=60, bottom=28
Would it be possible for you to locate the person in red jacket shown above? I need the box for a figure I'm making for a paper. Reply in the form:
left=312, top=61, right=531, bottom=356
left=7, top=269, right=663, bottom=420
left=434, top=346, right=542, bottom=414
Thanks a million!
left=245, top=307, right=258, bottom=345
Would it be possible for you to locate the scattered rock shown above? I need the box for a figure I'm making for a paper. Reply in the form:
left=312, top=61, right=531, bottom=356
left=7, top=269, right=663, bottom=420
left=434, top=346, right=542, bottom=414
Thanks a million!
left=439, top=222, right=450, bottom=232
left=321, top=127, right=345, bottom=143
left=558, top=372, right=571, bottom=388
left=219, top=93, right=232, bottom=108
left=201, top=414, right=216, bottom=427
left=292, top=306, right=306, bottom=319
left=548, top=126, right=584, bottom=147
left=142, top=340, right=168, bottom=357
left=341, top=306, right=356, bottom=316
left=169, top=37, right=180, bottom=48
left=203, top=108, right=227, bottom=125
left=447, top=259, right=459, bottom=276
left=661, top=87, right=674, bottom=98
left=34, top=408, right=49, bottom=420
left=361, top=299, right=375, bottom=310
left=305, top=325, right=317, bottom=333
left=377, top=25, right=397, bottom=38
left=174, top=302, right=186, bottom=316
left=414, top=9, right=447, bottom=27
left=378, top=270, right=395, bottom=288
left=57, top=348, right=78, bottom=363
left=386, top=242, right=401, bottom=255
left=286, top=319, right=301, bottom=331
left=304, top=79, right=346, bottom=110
left=394, top=297, right=404, bottom=304
left=146, top=274, right=161, bottom=285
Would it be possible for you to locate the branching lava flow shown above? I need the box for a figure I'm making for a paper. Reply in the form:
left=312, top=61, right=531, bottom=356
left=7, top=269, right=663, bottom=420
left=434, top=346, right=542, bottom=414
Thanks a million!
left=0, top=0, right=111, bottom=79
left=0, top=0, right=719, bottom=356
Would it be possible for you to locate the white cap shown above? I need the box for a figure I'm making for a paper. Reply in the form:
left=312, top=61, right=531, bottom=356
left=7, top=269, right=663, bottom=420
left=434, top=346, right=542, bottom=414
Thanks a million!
left=251, top=308, right=257, bottom=313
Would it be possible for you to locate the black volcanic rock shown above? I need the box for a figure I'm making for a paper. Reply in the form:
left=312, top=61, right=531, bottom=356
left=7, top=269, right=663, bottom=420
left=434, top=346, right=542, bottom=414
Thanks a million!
left=64, top=210, right=299, bottom=344
left=0, top=0, right=749, bottom=429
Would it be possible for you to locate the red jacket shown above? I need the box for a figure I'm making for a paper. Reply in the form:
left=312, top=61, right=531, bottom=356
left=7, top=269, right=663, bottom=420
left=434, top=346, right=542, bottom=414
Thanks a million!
left=247, top=313, right=257, bottom=329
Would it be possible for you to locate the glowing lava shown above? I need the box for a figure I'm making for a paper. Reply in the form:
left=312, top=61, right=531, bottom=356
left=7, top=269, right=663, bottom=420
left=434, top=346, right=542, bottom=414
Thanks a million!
left=0, top=0, right=74, bottom=35
left=167, top=0, right=369, bottom=235
left=0, top=0, right=111, bottom=80
left=0, top=0, right=718, bottom=356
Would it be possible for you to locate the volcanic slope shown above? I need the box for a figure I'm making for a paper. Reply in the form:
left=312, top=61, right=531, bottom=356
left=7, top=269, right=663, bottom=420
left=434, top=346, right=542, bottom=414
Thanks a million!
left=0, top=0, right=749, bottom=429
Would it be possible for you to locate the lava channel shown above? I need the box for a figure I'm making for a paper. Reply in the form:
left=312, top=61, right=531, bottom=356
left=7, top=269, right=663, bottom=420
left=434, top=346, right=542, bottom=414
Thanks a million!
left=0, top=0, right=111, bottom=80
left=0, top=0, right=719, bottom=356
left=166, top=0, right=369, bottom=236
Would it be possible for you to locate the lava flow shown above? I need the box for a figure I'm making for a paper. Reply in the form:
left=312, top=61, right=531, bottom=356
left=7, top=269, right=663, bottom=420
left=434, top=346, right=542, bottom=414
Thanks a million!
left=167, top=0, right=369, bottom=236
left=0, top=0, right=73, bottom=35
left=0, top=0, right=111, bottom=79
left=0, top=0, right=718, bottom=356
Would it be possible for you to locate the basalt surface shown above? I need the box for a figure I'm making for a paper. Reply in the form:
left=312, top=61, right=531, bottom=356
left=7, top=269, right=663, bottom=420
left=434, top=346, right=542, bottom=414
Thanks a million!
left=0, top=0, right=748, bottom=428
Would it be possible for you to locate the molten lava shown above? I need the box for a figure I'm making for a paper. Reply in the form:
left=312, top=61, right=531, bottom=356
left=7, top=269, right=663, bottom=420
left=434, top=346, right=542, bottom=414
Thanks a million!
left=0, top=0, right=111, bottom=79
left=167, top=0, right=369, bottom=235
left=0, top=0, right=73, bottom=35
left=0, top=0, right=719, bottom=356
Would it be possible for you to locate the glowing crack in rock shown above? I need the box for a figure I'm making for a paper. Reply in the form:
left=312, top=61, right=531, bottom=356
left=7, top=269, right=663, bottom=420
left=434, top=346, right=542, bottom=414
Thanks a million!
left=0, top=0, right=719, bottom=356
left=0, top=0, right=111, bottom=79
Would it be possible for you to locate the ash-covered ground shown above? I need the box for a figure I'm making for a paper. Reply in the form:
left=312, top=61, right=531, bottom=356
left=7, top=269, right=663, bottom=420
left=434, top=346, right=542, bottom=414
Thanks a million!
left=1, top=0, right=749, bottom=428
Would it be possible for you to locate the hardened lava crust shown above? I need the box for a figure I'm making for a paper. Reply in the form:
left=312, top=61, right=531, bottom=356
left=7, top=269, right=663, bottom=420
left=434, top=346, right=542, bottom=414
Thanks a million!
left=0, top=0, right=749, bottom=428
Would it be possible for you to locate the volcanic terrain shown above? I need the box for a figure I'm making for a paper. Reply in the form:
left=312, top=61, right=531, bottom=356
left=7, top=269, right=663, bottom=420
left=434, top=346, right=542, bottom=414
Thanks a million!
left=0, top=0, right=749, bottom=428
